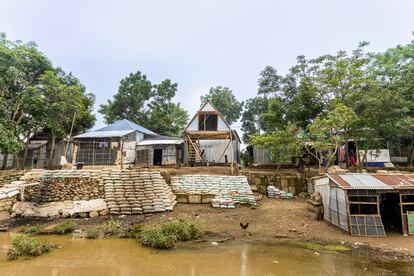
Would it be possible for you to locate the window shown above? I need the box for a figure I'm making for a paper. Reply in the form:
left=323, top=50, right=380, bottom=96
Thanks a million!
left=198, top=113, right=218, bottom=131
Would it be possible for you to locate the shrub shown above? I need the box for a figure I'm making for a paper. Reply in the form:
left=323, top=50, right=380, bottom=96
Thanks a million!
left=19, top=225, right=46, bottom=235
left=101, top=220, right=121, bottom=237
left=161, top=219, right=202, bottom=241
left=51, top=221, right=77, bottom=234
left=124, top=224, right=142, bottom=239
left=7, top=235, right=55, bottom=260
left=84, top=228, right=100, bottom=239
left=141, top=227, right=177, bottom=249
left=140, top=218, right=202, bottom=249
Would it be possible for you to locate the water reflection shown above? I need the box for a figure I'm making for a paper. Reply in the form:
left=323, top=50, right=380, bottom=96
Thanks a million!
left=0, top=233, right=412, bottom=276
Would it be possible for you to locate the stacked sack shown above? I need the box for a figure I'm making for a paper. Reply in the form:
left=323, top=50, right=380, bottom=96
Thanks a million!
left=267, top=185, right=294, bottom=199
left=267, top=185, right=281, bottom=199
left=103, top=170, right=176, bottom=215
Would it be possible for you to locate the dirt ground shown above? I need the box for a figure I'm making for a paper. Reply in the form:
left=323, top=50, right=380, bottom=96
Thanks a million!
left=146, top=198, right=414, bottom=262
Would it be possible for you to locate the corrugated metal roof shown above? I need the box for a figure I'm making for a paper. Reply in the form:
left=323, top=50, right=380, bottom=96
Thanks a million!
left=328, top=173, right=391, bottom=190
left=373, top=174, right=414, bottom=189
left=74, top=130, right=135, bottom=138
left=137, top=139, right=184, bottom=146
left=97, top=119, right=157, bottom=135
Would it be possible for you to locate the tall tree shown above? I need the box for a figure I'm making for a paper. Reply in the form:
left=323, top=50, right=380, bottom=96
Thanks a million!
left=99, top=71, right=188, bottom=136
left=27, top=70, right=96, bottom=168
left=240, top=96, right=268, bottom=143
left=0, top=33, right=53, bottom=168
left=200, top=86, right=244, bottom=125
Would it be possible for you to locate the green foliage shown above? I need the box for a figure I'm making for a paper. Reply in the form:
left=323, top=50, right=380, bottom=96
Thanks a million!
left=84, top=228, right=100, bottom=239
left=241, top=96, right=268, bottom=143
left=0, top=33, right=95, bottom=168
left=124, top=224, right=143, bottom=239
left=101, top=220, right=122, bottom=237
left=141, top=227, right=177, bottom=249
left=19, top=224, right=46, bottom=235
left=7, top=235, right=54, bottom=260
left=140, top=219, right=202, bottom=249
left=200, top=86, right=244, bottom=125
left=251, top=124, right=301, bottom=165
left=51, top=221, right=77, bottom=234
left=99, top=71, right=188, bottom=136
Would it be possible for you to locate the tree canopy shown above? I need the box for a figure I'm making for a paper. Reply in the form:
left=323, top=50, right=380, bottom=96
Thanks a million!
left=248, top=41, right=414, bottom=169
left=0, top=33, right=96, bottom=169
left=99, top=71, right=188, bottom=136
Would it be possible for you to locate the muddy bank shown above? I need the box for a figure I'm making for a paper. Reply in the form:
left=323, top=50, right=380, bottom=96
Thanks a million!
left=2, top=198, right=414, bottom=263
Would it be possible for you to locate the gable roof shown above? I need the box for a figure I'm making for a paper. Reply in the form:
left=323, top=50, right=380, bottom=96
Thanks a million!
left=184, top=100, right=232, bottom=132
left=97, top=119, right=157, bottom=135
left=74, top=119, right=157, bottom=139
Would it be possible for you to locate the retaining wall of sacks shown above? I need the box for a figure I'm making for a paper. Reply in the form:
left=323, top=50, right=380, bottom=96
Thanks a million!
left=241, top=170, right=306, bottom=195
left=0, top=171, right=24, bottom=188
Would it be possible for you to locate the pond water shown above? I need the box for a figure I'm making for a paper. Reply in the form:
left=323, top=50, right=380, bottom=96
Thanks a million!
left=0, top=232, right=412, bottom=276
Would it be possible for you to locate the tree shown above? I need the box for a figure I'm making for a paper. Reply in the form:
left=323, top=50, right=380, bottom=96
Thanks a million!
left=240, top=96, right=268, bottom=143
left=146, top=80, right=188, bottom=136
left=99, top=71, right=188, bottom=136
left=251, top=124, right=301, bottom=170
left=302, top=104, right=359, bottom=172
left=28, top=70, right=96, bottom=168
left=0, top=33, right=53, bottom=168
left=200, top=86, right=244, bottom=125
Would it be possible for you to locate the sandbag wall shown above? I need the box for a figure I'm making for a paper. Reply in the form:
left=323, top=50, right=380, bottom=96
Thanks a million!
left=23, top=170, right=104, bottom=203
left=0, top=187, right=19, bottom=220
left=0, top=171, right=24, bottom=188
left=241, top=170, right=305, bottom=195
left=103, top=170, right=177, bottom=215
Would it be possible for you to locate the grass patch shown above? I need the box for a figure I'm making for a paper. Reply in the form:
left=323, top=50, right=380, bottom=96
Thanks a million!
left=123, top=224, right=143, bottom=239
left=84, top=228, right=100, bottom=239
left=19, top=225, right=46, bottom=235
left=101, top=220, right=122, bottom=237
left=140, top=218, right=202, bottom=249
left=141, top=227, right=177, bottom=249
left=7, top=235, right=55, bottom=260
left=289, top=241, right=351, bottom=252
left=50, top=221, right=77, bottom=234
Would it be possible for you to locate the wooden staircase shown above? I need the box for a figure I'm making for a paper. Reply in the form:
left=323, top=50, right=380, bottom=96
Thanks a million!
left=186, top=134, right=204, bottom=164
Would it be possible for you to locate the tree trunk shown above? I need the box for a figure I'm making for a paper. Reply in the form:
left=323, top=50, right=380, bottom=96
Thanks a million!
left=408, top=140, right=414, bottom=167
left=344, top=134, right=349, bottom=169
left=355, top=141, right=362, bottom=173
left=14, top=153, right=20, bottom=170
left=21, top=135, right=31, bottom=169
left=1, top=153, right=8, bottom=170
left=48, top=132, right=56, bottom=169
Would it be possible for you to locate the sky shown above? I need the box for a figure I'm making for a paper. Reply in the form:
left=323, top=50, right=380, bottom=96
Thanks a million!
left=1, top=0, right=414, bottom=134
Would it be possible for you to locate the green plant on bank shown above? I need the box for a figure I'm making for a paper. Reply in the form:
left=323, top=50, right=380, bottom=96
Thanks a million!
left=84, top=228, right=100, bottom=239
left=124, top=224, right=143, bottom=239
left=140, top=218, right=203, bottom=249
left=101, top=220, right=122, bottom=237
left=141, top=227, right=177, bottom=249
left=51, top=221, right=77, bottom=234
left=19, top=224, right=47, bottom=235
left=7, top=235, right=55, bottom=261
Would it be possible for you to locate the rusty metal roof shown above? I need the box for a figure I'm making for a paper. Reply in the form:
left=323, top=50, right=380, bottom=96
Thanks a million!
left=373, top=174, right=414, bottom=189
left=327, top=173, right=397, bottom=190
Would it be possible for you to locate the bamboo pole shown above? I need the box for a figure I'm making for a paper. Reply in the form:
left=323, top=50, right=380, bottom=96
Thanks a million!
left=230, top=130, right=234, bottom=175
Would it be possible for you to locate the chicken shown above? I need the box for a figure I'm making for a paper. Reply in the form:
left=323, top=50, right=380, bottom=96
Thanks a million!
left=240, top=222, right=249, bottom=231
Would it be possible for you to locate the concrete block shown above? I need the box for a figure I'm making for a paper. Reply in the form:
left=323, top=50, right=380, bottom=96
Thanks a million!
left=0, top=211, right=10, bottom=221
left=176, top=194, right=188, bottom=204
left=188, top=194, right=202, bottom=204
left=201, top=194, right=216, bottom=204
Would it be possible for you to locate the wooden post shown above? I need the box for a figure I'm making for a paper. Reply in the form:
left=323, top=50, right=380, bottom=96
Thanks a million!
left=120, top=137, right=124, bottom=170
left=230, top=131, right=234, bottom=175
left=92, top=140, right=95, bottom=168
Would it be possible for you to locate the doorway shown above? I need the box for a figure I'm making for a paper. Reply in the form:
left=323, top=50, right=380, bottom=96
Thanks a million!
left=153, top=149, right=162, bottom=166
left=380, top=193, right=402, bottom=233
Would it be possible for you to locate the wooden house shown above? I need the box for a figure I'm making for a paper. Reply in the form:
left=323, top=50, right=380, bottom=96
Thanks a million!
left=183, top=100, right=240, bottom=167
